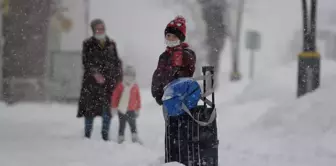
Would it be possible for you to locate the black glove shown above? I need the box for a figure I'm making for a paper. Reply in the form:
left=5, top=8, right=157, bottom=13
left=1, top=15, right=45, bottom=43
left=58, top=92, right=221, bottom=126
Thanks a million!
left=155, top=97, right=163, bottom=105
left=172, top=66, right=181, bottom=78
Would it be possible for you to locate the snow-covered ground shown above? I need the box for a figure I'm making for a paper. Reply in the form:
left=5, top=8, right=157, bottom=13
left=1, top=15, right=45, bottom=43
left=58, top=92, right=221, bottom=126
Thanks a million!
left=0, top=73, right=244, bottom=166
left=1, top=60, right=336, bottom=166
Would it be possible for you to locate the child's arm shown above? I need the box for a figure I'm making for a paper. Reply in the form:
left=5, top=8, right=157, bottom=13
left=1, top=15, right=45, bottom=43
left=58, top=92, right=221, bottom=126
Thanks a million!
left=135, top=84, right=141, bottom=111
left=111, top=83, right=122, bottom=108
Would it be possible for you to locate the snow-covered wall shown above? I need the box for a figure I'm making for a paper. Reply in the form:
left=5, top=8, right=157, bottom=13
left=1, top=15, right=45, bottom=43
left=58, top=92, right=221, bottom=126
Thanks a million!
left=60, top=0, right=86, bottom=51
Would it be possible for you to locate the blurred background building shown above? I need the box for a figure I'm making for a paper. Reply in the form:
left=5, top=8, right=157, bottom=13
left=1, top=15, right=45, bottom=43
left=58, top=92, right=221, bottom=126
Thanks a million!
left=2, top=0, right=52, bottom=103
left=3, top=0, right=336, bottom=103
left=0, top=0, right=76, bottom=103
left=0, top=0, right=228, bottom=103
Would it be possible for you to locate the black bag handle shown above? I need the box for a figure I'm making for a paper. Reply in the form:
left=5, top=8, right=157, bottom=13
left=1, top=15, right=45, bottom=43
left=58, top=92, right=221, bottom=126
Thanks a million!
left=202, top=66, right=215, bottom=109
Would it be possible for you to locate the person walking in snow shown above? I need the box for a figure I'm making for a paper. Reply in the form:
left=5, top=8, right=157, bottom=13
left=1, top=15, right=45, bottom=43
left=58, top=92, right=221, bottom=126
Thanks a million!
left=111, top=66, right=142, bottom=144
left=151, top=16, right=197, bottom=162
left=77, top=18, right=123, bottom=141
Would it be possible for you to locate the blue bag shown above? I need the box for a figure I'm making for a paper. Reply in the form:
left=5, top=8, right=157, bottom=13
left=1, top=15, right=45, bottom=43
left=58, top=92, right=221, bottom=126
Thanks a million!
left=162, top=78, right=202, bottom=117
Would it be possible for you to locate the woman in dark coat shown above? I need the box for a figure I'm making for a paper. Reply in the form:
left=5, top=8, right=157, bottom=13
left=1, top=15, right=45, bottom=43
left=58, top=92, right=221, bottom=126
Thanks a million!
left=77, top=19, right=122, bottom=141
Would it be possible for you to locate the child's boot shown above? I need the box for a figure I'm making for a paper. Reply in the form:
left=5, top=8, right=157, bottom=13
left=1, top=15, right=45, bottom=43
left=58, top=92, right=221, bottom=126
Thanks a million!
left=118, top=135, right=125, bottom=144
left=131, top=133, right=143, bottom=144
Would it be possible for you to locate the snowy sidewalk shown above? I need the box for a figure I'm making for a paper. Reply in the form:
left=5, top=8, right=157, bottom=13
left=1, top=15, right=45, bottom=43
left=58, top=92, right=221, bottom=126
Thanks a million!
left=0, top=103, right=164, bottom=166
left=2, top=69, right=336, bottom=166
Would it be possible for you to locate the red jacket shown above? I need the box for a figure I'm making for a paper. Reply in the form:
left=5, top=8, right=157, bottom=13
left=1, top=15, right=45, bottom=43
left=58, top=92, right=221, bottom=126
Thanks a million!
left=151, top=43, right=196, bottom=102
left=111, top=82, right=141, bottom=111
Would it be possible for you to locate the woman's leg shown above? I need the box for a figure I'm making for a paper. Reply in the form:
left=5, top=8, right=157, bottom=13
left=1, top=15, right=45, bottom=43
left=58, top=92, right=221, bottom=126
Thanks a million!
left=84, top=117, right=94, bottom=138
left=101, top=108, right=111, bottom=141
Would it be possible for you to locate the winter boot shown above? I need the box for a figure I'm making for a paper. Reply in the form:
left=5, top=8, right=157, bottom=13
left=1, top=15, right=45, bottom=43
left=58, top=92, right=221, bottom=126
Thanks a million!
left=102, top=132, right=110, bottom=141
left=84, top=131, right=91, bottom=139
left=118, top=135, right=125, bottom=144
left=131, top=133, right=143, bottom=144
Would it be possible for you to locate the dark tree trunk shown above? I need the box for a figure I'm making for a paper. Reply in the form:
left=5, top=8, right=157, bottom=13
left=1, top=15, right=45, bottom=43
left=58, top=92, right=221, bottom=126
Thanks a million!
left=198, top=0, right=227, bottom=86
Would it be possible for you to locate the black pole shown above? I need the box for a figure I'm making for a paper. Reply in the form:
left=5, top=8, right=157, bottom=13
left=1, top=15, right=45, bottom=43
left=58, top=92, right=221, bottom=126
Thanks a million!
left=297, top=0, right=320, bottom=97
left=202, top=67, right=207, bottom=108
left=230, top=0, right=244, bottom=81
left=202, top=66, right=215, bottom=108
left=210, top=67, right=215, bottom=108
left=297, top=0, right=308, bottom=97
left=310, top=0, right=320, bottom=91
left=302, top=0, right=309, bottom=51
left=310, top=0, right=317, bottom=51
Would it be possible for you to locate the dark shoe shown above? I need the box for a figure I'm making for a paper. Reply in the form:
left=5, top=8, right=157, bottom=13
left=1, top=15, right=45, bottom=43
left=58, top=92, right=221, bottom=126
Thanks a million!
left=118, top=135, right=125, bottom=144
left=85, top=131, right=91, bottom=139
left=102, top=132, right=110, bottom=141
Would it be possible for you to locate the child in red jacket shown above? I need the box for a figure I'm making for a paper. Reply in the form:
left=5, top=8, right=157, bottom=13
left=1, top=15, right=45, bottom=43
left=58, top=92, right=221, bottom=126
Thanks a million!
left=111, top=66, right=142, bottom=144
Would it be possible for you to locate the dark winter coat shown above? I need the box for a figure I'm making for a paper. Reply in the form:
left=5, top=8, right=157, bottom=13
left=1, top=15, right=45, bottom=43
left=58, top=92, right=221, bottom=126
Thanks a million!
left=151, top=43, right=196, bottom=104
left=77, top=36, right=122, bottom=118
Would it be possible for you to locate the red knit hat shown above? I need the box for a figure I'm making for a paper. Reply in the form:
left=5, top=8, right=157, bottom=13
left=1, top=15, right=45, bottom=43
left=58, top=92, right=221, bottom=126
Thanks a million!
left=164, top=16, right=186, bottom=42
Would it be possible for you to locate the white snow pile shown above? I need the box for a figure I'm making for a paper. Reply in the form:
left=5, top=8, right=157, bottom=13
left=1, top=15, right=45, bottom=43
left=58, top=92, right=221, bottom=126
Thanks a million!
left=254, top=65, right=336, bottom=136
left=217, top=60, right=336, bottom=133
left=161, top=162, right=185, bottom=166
left=217, top=60, right=336, bottom=166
